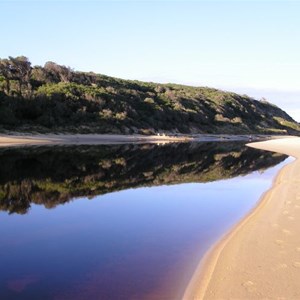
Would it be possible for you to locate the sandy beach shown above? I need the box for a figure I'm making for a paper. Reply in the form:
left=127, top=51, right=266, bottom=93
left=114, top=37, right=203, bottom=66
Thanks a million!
left=184, top=137, right=300, bottom=299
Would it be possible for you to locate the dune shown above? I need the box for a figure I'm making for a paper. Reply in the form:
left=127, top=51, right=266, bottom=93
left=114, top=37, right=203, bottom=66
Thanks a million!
left=184, top=137, right=300, bottom=299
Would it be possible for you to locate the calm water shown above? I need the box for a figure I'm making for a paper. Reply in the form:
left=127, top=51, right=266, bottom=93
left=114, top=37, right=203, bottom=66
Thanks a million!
left=0, top=142, right=288, bottom=299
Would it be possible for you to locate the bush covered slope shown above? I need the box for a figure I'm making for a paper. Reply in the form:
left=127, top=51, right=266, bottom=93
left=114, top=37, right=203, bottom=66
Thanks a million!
left=0, top=56, right=299, bottom=134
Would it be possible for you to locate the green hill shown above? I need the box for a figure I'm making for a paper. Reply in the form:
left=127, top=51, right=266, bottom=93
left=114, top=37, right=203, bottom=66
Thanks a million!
left=0, top=56, right=299, bottom=134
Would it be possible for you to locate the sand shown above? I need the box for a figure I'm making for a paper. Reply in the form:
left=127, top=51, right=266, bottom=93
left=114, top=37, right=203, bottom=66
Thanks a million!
left=184, top=137, right=300, bottom=299
left=0, top=133, right=194, bottom=147
left=0, top=133, right=293, bottom=147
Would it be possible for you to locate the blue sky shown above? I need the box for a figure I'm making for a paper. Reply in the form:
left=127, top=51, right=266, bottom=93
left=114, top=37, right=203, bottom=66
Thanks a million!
left=1, top=0, right=299, bottom=120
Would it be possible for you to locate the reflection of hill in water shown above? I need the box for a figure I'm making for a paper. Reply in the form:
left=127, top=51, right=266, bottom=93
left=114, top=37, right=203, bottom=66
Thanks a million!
left=0, top=142, right=286, bottom=214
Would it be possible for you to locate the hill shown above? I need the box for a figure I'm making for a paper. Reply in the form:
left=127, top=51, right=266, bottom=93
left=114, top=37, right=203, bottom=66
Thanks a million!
left=0, top=56, right=299, bottom=134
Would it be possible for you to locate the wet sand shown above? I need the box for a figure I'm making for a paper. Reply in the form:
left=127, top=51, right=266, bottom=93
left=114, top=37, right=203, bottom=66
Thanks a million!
left=184, top=137, right=300, bottom=299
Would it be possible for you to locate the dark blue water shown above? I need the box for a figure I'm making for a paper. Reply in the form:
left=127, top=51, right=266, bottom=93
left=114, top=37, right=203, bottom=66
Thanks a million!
left=0, top=143, right=289, bottom=299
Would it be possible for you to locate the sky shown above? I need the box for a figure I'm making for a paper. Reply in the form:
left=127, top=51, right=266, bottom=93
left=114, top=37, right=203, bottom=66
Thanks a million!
left=1, top=0, right=299, bottom=120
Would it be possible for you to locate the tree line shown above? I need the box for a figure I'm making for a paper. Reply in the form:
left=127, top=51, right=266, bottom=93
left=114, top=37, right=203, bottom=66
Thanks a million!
left=0, top=56, right=74, bottom=97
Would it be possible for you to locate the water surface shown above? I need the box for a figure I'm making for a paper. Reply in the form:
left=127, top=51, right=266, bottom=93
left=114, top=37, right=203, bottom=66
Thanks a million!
left=0, top=142, right=288, bottom=299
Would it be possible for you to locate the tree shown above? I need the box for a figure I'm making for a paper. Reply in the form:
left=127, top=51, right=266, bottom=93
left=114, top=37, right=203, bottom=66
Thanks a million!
left=8, top=56, right=32, bottom=96
left=0, top=58, right=14, bottom=94
left=44, top=61, right=72, bottom=83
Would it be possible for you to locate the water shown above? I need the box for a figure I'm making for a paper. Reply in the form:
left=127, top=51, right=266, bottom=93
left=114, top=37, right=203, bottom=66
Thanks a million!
left=0, top=142, right=289, bottom=299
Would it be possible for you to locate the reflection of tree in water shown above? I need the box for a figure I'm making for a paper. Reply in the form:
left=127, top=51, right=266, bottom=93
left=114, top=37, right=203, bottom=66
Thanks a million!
left=0, top=142, right=286, bottom=214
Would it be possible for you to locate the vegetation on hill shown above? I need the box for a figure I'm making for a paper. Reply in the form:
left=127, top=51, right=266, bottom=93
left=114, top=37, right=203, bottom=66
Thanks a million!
left=0, top=56, right=299, bottom=134
left=0, top=142, right=286, bottom=214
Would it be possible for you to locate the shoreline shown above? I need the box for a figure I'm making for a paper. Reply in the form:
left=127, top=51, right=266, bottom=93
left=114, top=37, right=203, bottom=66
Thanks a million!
left=0, top=133, right=294, bottom=147
left=183, top=137, right=300, bottom=299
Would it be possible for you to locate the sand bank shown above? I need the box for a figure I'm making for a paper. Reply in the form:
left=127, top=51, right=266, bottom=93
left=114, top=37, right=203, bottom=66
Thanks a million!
left=0, top=133, right=292, bottom=147
left=184, top=137, right=300, bottom=299
left=0, top=133, right=194, bottom=147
